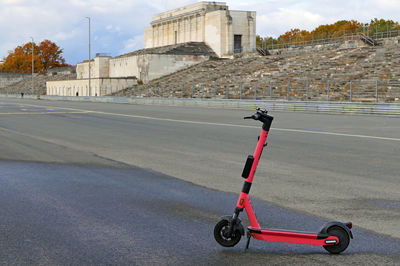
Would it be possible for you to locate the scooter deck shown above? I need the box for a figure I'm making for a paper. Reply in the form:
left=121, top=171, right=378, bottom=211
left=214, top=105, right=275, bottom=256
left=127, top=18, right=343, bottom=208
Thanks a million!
left=247, top=227, right=338, bottom=246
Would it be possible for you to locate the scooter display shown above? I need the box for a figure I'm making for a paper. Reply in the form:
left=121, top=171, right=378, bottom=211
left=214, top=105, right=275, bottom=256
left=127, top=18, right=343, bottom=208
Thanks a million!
left=214, top=108, right=353, bottom=254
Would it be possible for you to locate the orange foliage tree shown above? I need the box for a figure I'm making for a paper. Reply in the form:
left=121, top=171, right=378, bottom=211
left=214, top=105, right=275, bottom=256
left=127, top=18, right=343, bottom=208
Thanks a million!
left=258, top=19, right=400, bottom=48
left=0, top=40, right=67, bottom=73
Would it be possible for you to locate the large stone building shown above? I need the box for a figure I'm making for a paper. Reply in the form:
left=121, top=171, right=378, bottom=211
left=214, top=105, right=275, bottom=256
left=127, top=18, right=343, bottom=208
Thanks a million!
left=47, top=1, right=256, bottom=96
left=144, top=2, right=256, bottom=57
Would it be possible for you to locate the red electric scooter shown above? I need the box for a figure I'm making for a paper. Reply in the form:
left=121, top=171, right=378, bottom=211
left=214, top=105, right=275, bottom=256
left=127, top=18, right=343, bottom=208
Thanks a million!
left=214, top=108, right=353, bottom=254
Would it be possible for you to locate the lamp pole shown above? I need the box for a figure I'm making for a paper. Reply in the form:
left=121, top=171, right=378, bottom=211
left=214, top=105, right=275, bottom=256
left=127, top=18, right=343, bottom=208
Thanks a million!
left=30, top=37, right=34, bottom=94
left=86, top=17, right=91, bottom=96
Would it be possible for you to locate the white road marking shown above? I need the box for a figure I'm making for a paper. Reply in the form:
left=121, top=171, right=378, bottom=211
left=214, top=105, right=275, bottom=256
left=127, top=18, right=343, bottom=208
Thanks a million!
left=0, top=111, right=91, bottom=115
left=3, top=101, right=400, bottom=142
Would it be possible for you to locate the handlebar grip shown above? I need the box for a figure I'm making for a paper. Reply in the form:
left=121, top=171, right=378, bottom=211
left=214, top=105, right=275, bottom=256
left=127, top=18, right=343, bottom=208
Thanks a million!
left=243, top=116, right=253, bottom=119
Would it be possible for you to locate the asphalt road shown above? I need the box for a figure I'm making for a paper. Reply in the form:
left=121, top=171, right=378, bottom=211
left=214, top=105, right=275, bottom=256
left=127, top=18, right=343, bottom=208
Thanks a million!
left=1, top=161, right=399, bottom=265
left=0, top=98, right=400, bottom=264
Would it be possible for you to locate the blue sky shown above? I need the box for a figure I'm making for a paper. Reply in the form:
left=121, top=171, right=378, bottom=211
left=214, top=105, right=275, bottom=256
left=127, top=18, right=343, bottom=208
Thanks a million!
left=1, top=0, right=399, bottom=65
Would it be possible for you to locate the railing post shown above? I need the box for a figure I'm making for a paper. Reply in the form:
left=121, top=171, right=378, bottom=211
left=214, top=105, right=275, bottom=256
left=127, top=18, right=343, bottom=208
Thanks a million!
left=191, top=84, right=194, bottom=98
left=254, top=83, right=257, bottom=100
left=327, top=80, right=330, bottom=101
left=350, top=81, right=353, bottom=102
left=202, top=84, right=204, bottom=99
left=306, top=80, right=309, bottom=100
left=226, top=82, right=229, bottom=99
left=240, top=83, right=243, bottom=100
left=181, top=84, right=184, bottom=98
left=287, top=82, right=290, bottom=101
left=172, top=85, right=175, bottom=98
left=376, top=80, right=378, bottom=103
left=214, top=82, right=217, bottom=99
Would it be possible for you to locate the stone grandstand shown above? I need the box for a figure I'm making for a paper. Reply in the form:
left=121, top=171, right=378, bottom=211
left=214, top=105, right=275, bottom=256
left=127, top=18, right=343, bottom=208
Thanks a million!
left=0, top=73, right=76, bottom=96
left=129, top=37, right=400, bottom=102
left=2, top=37, right=400, bottom=102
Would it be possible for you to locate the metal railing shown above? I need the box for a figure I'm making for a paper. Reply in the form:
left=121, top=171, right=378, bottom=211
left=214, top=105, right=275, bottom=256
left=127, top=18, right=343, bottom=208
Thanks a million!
left=257, top=29, right=400, bottom=51
left=105, top=79, right=400, bottom=103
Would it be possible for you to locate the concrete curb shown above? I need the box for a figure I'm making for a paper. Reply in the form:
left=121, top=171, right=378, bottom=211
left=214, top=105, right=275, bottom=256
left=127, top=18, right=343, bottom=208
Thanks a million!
left=1, top=94, right=400, bottom=116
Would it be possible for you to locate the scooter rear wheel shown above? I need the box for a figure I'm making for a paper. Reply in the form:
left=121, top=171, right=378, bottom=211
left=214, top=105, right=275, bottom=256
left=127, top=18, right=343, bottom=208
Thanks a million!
left=323, top=226, right=350, bottom=254
left=214, top=219, right=241, bottom=247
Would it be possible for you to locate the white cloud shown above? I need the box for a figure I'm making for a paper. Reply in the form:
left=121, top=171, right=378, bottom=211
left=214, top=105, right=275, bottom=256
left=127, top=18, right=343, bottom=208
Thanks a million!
left=1, top=0, right=399, bottom=64
left=120, top=35, right=144, bottom=54
left=257, top=8, right=324, bottom=37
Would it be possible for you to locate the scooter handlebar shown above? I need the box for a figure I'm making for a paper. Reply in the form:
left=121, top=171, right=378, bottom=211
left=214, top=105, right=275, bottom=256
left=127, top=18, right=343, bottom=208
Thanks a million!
left=243, top=113, right=261, bottom=120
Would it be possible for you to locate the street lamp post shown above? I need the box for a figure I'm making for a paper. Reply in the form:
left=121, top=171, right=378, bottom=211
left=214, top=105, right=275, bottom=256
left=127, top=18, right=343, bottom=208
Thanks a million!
left=30, top=37, right=34, bottom=94
left=86, top=17, right=91, bottom=96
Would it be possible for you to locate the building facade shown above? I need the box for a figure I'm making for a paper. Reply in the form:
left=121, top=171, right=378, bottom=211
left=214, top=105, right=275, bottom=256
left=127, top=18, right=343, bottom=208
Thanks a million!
left=144, top=2, right=256, bottom=57
left=46, top=42, right=215, bottom=96
left=47, top=2, right=256, bottom=96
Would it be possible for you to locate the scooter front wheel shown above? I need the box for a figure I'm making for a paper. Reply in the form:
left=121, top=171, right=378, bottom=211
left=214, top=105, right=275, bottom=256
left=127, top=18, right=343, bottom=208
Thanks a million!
left=214, top=219, right=242, bottom=247
left=323, top=226, right=350, bottom=254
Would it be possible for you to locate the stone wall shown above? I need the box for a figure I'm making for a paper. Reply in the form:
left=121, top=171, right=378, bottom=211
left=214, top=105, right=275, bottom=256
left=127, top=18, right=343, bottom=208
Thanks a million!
left=0, top=73, right=76, bottom=95
left=0, top=73, right=34, bottom=88
left=46, top=78, right=137, bottom=96
left=75, top=42, right=215, bottom=83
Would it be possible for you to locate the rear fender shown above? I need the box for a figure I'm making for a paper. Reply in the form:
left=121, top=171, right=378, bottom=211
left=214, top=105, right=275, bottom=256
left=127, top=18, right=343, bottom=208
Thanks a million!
left=319, top=221, right=353, bottom=239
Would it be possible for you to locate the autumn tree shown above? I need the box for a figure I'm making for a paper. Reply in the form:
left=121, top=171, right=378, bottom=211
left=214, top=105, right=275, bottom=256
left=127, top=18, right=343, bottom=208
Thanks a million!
left=311, top=20, right=362, bottom=39
left=0, top=40, right=67, bottom=73
left=368, top=18, right=400, bottom=36
left=258, top=19, right=399, bottom=48
left=38, top=40, right=66, bottom=71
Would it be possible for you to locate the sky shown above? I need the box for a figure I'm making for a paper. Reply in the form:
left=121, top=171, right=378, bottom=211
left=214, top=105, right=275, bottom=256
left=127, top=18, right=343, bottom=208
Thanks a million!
left=1, top=0, right=399, bottom=65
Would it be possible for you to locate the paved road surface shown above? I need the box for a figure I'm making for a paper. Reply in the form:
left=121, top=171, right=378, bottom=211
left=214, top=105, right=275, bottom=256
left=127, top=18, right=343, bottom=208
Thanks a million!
left=1, top=161, right=399, bottom=265
left=0, top=98, right=399, bottom=264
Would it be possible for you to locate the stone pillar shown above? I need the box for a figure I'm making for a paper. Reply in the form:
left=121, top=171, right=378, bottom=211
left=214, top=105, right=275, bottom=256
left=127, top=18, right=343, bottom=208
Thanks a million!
left=178, top=19, right=181, bottom=43
left=152, top=25, right=155, bottom=47
left=168, top=21, right=172, bottom=45
left=196, top=14, right=200, bottom=41
left=201, top=13, right=206, bottom=42
left=158, top=24, right=161, bottom=46
left=247, top=12, right=256, bottom=52
left=173, top=20, right=178, bottom=44
left=184, top=17, right=188, bottom=42
left=226, top=12, right=233, bottom=54
left=161, top=23, right=165, bottom=46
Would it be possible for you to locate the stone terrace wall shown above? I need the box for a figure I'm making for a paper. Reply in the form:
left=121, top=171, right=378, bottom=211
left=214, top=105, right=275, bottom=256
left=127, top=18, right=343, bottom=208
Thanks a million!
left=0, top=73, right=34, bottom=89
left=128, top=37, right=400, bottom=102
left=0, top=73, right=76, bottom=95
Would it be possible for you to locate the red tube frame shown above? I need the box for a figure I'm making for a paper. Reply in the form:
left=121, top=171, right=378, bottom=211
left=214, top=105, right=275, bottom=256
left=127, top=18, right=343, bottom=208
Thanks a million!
left=235, top=129, right=339, bottom=246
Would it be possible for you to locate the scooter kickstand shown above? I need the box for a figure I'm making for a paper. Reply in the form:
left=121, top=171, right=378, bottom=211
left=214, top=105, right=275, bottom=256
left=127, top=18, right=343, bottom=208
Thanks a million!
left=245, top=231, right=251, bottom=251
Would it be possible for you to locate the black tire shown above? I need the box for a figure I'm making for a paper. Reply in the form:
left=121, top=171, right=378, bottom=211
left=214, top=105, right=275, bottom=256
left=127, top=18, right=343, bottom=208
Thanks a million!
left=214, top=219, right=242, bottom=247
left=323, top=226, right=350, bottom=254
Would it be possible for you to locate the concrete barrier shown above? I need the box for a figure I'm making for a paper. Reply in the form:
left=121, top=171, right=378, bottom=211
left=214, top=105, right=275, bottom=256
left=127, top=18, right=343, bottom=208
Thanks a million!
left=1, top=94, right=400, bottom=116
